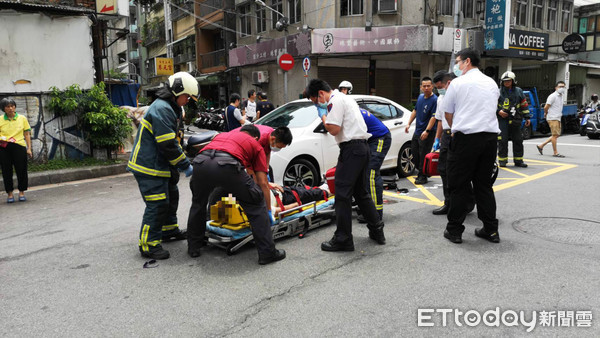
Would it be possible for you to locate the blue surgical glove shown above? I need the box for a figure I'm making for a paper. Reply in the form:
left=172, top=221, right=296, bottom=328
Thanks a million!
left=183, top=164, right=193, bottom=177
left=317, top=106, right=328, bottom=118
left=267, top=210, right=275, bottom=226
left=432, top=138, right=440, bottom=151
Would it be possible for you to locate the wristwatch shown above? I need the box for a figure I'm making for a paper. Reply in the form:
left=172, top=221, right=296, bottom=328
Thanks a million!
left=425, top=129, right=431, bottom=133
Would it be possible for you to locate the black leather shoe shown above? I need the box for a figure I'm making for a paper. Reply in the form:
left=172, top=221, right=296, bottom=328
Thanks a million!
left=514, top=162, right=528, bottom=168
left=443, top=230, right=462, bottom=244
left=321, top=238, right=355, bottom=252
left=357, top=214, right=367, bottom=224
left=432, top=204, right=449, bottom=215
left=368, top=226, right=386, bottom=245
left=475, top=228, right=500, bottom=243
left=258, top=249, right=286, bottom=265
left=188, top=247, right=202, bottom=258
left=414, top=177, right=428, bottom=185
left=163, top=229, right=187, bottom=242
left=140, top=246, right=170, bottom=260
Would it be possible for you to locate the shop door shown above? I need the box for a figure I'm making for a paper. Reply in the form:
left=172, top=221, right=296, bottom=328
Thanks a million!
left=376, top=69, right=412, bottom=107
left=318, top=66, right=368, bottom=95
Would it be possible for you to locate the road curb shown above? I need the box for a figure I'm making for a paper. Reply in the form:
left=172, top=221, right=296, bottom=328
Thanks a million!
left=0, top=162, right=128, bottom=188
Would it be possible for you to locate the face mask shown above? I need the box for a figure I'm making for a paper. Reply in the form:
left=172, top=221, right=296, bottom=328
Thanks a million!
left=557, top=87, right=566, bottom=94
left=270, top=145, right=281, bottom=152
left=437, top=89, right=446, bottom=96
left=453, top=64, right=462, bottom=77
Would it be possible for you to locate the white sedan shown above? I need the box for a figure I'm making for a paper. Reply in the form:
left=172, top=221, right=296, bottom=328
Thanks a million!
left=255, top=95, right=415, bottom=187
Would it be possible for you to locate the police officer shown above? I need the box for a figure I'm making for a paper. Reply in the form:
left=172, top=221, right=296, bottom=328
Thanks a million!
left=187, top=125, right=286, bottom=265
left=305, top=79, right=385, bottom=251
left=256, top=92, right=274, bottom=118
left=497, top=71, right=530, bottom=168
left=127, top=72, right=196, bottom=260
left=338, top=80, right=353, bottom=94
left=224, top=93, right=245, bottom=131
left=441, top=48, right=500, bottom=244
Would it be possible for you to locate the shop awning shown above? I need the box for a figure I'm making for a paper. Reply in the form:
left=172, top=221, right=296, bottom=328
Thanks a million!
left=196, top=74, right=222, bottom=85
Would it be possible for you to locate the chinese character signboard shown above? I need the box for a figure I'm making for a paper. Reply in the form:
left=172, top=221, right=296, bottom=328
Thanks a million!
left=229, top=32, right=311, bottom=68
left=311, top=26, right=429, bottom=54
left=484, top=0, right=511, bottom=50
left=487, top=29, right=548, bottom=60
left=155, top=58, right=174, bottom=76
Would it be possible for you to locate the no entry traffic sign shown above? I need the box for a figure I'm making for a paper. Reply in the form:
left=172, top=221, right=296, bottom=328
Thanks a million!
left=278, top=53, right=294, bottom=71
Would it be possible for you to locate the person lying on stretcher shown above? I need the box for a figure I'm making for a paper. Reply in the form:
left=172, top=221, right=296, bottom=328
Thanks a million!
left=271, top=185, right=331, bottom=217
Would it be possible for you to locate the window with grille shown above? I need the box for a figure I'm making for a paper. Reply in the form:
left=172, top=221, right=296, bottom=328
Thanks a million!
left=341, top=0, right=363, bottom=16
left=532, top=0, right=543, bottom=29
left=439, top=0, right=453, bottom=16
left=462, top=0, right=474, bottom=19
left=562, top=2, right=572, bottom=32
left=239, top=4, right=251, bottom=37
left=256, top=5, right=266, bottom=33
left=515, top=0, right=528, bottom=26
left=378, top=0, right=396, bottom=13
left=271, top=0, right=283, bottom=29
left=547, top=0, right=557, bottom=31
left=288, top=0, right=301, bottom=24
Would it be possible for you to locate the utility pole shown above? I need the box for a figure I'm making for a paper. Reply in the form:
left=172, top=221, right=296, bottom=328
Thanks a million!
left=449, top=0, right=462, bottom=72
left=255, top=0, right=289, bottom=103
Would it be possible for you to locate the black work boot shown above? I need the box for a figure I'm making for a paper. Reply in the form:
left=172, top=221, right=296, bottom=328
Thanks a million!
left=432, top=204, right=449, bottom=215
left=321, top=237, right=355, bottom=252
left=140, top=245, right=170, bottom=260
left=368, top=222, right=386, bottom=245
left=514, top=161, right=528, bottom=168
left=258, top=249, right=286, bottom=265
left=163, top=229, right=187, bottom=242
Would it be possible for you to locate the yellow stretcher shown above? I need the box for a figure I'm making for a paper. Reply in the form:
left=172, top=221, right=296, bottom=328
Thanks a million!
left=205, top=193, right=336, bottom=255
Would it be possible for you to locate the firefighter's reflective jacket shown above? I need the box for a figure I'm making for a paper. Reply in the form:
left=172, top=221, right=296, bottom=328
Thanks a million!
left=127, top=98, right=190, bottom=177
left=497, top=86, right=530, bottom=122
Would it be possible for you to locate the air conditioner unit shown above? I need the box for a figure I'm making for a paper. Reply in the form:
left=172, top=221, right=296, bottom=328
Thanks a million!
left=252, top=71, right=269, bottom=84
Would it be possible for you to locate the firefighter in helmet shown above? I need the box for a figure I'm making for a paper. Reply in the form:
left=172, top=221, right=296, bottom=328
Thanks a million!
left=127, top=71, right=198, bottom=260
left=497, top=71, right=530, bottom=168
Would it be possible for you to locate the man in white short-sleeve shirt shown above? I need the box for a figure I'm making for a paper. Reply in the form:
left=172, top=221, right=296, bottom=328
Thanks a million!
left=536, top=81, right=566, bottom=158
left=440, top=48, right=501, bottom=245
left=304, top=79, right=385, bottom=252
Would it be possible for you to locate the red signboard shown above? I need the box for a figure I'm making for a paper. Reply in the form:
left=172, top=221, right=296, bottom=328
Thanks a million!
left=278, top=53, right=294, bottom=71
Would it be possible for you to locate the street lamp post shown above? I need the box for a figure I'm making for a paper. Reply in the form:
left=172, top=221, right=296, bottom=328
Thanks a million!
left=255, top=0, right=289, bottom=104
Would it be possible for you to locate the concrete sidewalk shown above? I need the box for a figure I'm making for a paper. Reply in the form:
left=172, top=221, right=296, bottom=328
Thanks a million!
left=0, top=162, right=128, bottom=188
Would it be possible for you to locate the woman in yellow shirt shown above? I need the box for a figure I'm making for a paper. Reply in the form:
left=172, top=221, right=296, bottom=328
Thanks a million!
left=0, top=98, right=32, bottom=203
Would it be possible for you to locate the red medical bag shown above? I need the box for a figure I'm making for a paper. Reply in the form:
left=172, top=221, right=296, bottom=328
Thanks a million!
left=325, top=167, right=336, bottom=195
left=422, top=152, right=440, bottom=177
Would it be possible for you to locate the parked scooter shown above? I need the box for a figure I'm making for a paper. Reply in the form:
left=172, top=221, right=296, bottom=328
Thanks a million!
left=184, top=130, right=219, bottom=158
left=579, top=107, right=596, bottom=136
left=194, top=107, right=226, bottom=132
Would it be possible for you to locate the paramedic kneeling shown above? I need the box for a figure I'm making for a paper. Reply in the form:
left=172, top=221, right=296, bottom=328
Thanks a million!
left=305, top=79, right=385, bottom=252
left=187, top=125, right=286, bottom=265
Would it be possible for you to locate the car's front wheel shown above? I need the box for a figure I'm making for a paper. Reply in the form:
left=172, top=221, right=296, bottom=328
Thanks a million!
left=396, top=143, right=414, bottom=177
left=284, top=158, right=320, bottom=187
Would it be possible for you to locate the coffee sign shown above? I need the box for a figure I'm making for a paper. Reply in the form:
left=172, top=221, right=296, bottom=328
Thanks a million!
left=562, top=34, right=584, bottom=54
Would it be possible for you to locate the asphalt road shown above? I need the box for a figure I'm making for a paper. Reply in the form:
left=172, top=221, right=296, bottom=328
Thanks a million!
left=1, top=134, right=599, bottom=337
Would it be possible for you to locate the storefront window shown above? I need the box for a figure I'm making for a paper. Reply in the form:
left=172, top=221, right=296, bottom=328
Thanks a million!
left=532, top=0, right=543, bottom=29
left=587, top=15, right=595, bottom=33
left=562, top=2, right=572, bottom=32
left=579, top=17, right=588, bottom=34
left=547, top=0, right=557, bottom=31
left=586, top=36, right=594, bottom=51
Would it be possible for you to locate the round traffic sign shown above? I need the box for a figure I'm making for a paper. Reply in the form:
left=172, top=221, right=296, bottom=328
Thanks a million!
left=302, top=57, right=311, bottom=72
left=278, top=53, right=294, bottom=72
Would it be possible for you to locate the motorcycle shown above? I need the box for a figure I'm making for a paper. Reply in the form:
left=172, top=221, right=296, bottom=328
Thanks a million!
left=579, top=107, right=596, bottom=136
left=193, top=107, right=226, bottom=132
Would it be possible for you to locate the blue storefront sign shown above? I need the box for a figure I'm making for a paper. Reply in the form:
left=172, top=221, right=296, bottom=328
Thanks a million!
left=484, top=0, right=511, bottom=51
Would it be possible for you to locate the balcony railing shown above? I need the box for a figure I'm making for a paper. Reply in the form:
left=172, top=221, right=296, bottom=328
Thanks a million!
left=144, top=25, right=165, bottom=46
left=171, top=1, right=194, bottom=21
left=173, top=53, right=196, bottom=64
left=200, top=49, right=226, bottom=69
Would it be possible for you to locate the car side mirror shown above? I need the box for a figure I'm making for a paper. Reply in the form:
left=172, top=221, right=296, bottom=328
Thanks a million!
left=313, top=122, right=328, bottom=134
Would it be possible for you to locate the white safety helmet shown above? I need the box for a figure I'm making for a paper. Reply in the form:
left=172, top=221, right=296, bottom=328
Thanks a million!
left=338, top=80, right=353, bottom=94
left=500, top=71, right=516, bottom=84
left=168, top=72, right=199, bottom=100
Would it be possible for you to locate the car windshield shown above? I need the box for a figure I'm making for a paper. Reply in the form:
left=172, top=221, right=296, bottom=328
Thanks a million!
left=257, top=101, right=317, bottom=128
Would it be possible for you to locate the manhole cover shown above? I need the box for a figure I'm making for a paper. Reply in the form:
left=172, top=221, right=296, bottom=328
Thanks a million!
left=513, top=217, right=600, bottom=245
